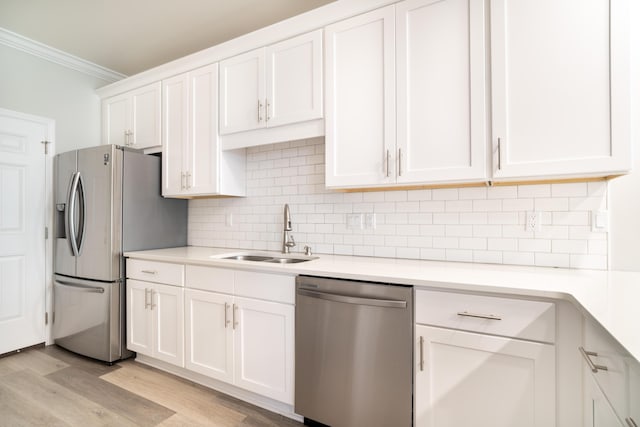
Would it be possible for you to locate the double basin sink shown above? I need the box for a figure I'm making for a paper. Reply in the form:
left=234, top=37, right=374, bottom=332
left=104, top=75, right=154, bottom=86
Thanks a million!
left=220, top=253, right=317, bottom=264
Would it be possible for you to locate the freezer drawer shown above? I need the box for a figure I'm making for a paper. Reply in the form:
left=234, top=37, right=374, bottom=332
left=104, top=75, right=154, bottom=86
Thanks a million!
left=53, top=275, right=123, bottom=362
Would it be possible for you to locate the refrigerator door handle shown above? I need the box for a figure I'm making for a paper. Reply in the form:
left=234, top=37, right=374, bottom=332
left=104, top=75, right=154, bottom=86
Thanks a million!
left=67, top=172, right=81, bottom=256
left=76, top=173, right=86, bottom=254
left=55, top=279, right=105, bottom=294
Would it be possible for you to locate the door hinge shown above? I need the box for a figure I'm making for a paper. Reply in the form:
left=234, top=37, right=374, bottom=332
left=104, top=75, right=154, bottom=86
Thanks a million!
left=45, top=227, right=49, bottom=239
left=45, top=312, right=48, bottom=325
left=41, top=140, right=52, bottom=155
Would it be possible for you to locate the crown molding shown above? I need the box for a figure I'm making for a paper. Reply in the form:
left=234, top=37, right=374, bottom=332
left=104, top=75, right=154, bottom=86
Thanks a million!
left=0, top=27, right=126, bottom=83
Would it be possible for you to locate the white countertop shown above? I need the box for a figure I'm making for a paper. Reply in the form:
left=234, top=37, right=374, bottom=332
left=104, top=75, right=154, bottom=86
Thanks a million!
left=125, top=246, right=640, bottom=362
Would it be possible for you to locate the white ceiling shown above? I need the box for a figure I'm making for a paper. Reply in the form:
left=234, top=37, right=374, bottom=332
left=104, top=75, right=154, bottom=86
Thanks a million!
left=0, top=0, right=335, bottom=76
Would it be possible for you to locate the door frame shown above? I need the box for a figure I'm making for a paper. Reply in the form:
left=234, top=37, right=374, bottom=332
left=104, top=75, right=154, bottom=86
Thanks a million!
left=0, top=108, right=55, bottom=345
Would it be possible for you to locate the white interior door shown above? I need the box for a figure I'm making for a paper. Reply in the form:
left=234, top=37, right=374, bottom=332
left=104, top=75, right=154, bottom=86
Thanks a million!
left=0, top=109, right=52, bottom=354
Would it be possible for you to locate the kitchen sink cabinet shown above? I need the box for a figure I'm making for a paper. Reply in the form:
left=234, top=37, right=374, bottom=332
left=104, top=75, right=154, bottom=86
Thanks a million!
left=219, top=30, right=323, bottom=136
left=183, top=265, right=295, bottom=404
left=581, top=318, right=640, bottom=427
left=325, top=0, right=486, bottom=189
left=162, top=63, right=245, bottom=198
left=126, top=279, right=184, bottom=367
left=102, top=82, right=161, bottom=150
left=415, top=290, right=556, bottom=427
left=490, top=0, right=631, bottom=181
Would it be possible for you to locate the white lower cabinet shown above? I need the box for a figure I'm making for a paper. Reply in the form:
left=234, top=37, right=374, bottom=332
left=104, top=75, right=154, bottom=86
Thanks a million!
left=233, top=296, right=294, bottom=404
left=184, top=266, right=295, bottom=405
left=415, top=289, right=556, bottom=427
left=127, top=279, right=184, bottom=367
left=581, top=319, right=640, bottom=427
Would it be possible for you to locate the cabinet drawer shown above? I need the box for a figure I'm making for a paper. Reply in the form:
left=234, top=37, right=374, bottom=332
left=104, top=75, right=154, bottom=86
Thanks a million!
left=186, top=265, right=234, bottom=294
left=416, top=290, right=555, bottom=343
left=126, top=259, right=184, bottom=286
left=235, top=271, right=295, bottom=304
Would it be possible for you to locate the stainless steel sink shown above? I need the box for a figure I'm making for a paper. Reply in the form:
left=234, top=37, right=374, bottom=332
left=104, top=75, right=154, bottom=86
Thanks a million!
left=219, top=253, right=317, bottom=264
left=223, top=255, right=273, bottom=262
left=263, top=257, right=309, bottom=264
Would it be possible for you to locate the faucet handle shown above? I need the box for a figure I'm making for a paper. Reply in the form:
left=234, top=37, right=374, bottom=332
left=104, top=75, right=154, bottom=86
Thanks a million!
left=304, top=245, right=312, bottom=256
left=286, top=234, right=296, bottom=248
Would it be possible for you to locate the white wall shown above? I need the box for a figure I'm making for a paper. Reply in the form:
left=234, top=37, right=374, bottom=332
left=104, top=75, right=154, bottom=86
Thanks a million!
left=0, top=44, right=106, bottom=154
left=189, top=138, right=610, bottom=270
left=609, top=0, right=640, bottom=272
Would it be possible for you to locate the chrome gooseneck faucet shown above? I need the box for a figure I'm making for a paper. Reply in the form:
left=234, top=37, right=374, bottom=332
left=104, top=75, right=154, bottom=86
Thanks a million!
left=282, top=204, right=296, bottom=253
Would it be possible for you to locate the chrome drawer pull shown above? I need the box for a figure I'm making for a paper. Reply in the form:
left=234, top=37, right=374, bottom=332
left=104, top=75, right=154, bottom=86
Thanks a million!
left=141, top=270, right=157, bottom=275
left=233, top=304, right=238, bottom=329
left=419, top=336, right=425, bottom=372
left=224, top=303, right=230, bottom=328
left=457, top=311, right=502, bottom=321
left=579, top=347, right=608, bottom=373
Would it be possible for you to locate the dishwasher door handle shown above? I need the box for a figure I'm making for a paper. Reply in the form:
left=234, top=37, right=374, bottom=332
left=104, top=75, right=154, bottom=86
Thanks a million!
left=297, top=288, right=407, bottom=308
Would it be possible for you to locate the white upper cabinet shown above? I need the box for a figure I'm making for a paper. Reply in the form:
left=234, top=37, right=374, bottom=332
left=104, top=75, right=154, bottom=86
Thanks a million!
left=219, top=30, right=323, bottom=136
left=163, top=64, right=245, bottom=198
left=396, top=0, right=486, bottom=184
left=325, top=6, right=396, bottom=188
left=102, top=82, right=161, bottom=150
left=490, top=0, right=632, bottom=181
left=325, top=0, right=487, bottom=189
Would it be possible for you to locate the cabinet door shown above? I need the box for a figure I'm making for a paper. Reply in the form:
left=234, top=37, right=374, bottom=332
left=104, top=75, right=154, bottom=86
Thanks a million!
left=584, top=372, right=625, bottom=427
left=152, top=283, right=184, bottom=367
left=629, top=361, right=640, bottom=427
left=490, top=0, right=631, bottom=180
left=129, top=82, right=161, bottom=150
left=219, top=49, right=265, bottom=135
left=415, top=325, right=556, bottom=427
left=186, top=63, right=220, bottom=195
left=266, top=30, right=323, bottom=127
left=325, top=6, right=396, bottom=188
left=162, top=74, right=188, bottom=196
left=126, top=279, right=153, bottom=355
left=233, top=297, right=294, bottom=404
left=102, top=94, right=129, bottom=146
left=396, top=0, right=486, bottom=184
left=184, top=289, right=233, bottom=383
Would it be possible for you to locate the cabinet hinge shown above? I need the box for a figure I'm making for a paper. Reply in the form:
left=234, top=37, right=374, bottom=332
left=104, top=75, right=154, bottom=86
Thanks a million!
left=45, top=312, right=48, bottom=325
left=41, top=140, right=52, bottom=155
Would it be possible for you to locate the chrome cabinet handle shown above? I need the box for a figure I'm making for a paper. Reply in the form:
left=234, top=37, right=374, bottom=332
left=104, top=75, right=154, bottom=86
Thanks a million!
left=419, top=336, right=425, bottom=372
left=181, top=172, right=186, bottom=190
left=144, top=288, right=150, bottom=309
left=457, top=311, right=502, bottom=321
left=186, top=171, right=191, bottom=189
left=266, top=99, right=270, bottom=121
left=141, top=270, right=157, bottom=275
left=497, top=137, right=502, bottom=170
left=384, top=149, right=390, bottom=177
left=224, top=303, right=230, bottom=328
left=233, top=304, right=238, bottom=329
left=257, top=100, right=263, bottom=122
left=579, top=347, right=608, bottom=373
left=398, top=148, right=403, bottom=176
left=626, top=418, right=638, bottom=427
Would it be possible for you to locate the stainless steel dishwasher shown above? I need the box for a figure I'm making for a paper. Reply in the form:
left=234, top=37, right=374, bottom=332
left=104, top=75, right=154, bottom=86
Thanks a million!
left=295, top=275, right=413, bottom=427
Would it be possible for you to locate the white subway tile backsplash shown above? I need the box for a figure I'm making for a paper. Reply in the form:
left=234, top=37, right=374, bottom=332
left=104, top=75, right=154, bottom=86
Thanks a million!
left=188, top=138, right=609, bottom=270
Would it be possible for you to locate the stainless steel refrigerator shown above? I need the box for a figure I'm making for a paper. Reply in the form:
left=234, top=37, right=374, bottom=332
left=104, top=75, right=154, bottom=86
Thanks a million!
left=53, top=145, right=187, bottom=363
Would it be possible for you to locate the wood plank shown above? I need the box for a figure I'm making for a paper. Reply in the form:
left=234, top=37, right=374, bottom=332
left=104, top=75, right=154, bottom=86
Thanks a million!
left=39, top=345, right=121, bottom=377
left=0, top=382, right=69, bottom=427
left=47, top=366, right=175, bottom=427
left=1, top=369, right=139, bottom=427
left=100, top=360, right=247, bottom=426
left=156, top=413, right=210, bottom=427
left=0, top=347, right=69, bottom=376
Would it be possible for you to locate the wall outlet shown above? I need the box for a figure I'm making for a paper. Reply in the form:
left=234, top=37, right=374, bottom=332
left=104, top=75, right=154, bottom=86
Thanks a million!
left=364, top=213, right=377, bottom=229
left=591, top=210, right=609, bottom=232
left=346, top=213, right=363, bottom=230
left=525, top=211, right=541, bottom=232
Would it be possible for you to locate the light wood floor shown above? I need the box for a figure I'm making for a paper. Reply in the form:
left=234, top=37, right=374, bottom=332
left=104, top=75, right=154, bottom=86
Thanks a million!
left=0, top=345, right=303, bottom=427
